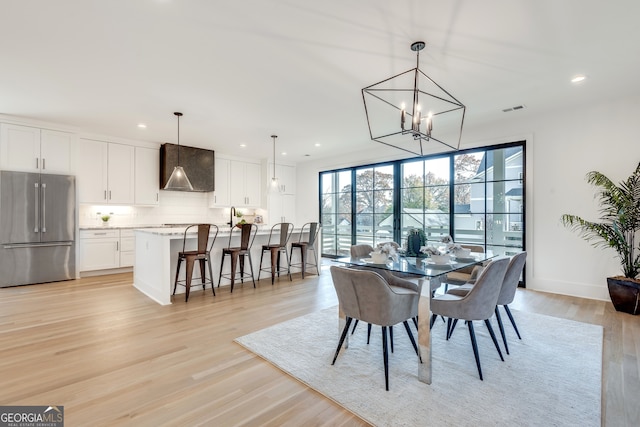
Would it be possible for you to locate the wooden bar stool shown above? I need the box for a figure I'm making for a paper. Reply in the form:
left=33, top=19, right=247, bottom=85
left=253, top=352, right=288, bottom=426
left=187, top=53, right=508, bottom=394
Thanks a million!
left=172, top=224, right=218, bottom=302
left=258, top=222, right=294, bottom=284
left=289, top=222, right=321, bottom=279
left=218, top=223, right=257, bottom=292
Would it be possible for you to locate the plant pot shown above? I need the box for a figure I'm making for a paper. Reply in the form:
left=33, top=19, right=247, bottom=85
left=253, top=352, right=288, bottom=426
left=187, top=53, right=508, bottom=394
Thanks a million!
left=607, top=277, right=640, bottom=315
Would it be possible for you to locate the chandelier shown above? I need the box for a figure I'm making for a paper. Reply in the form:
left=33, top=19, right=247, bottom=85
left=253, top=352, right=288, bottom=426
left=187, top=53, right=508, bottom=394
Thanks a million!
left=362, top=41, right=466, bottom=156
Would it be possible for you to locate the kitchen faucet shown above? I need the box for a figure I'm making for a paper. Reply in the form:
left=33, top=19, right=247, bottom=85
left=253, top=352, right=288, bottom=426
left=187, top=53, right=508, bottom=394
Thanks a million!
left=228, top=206, right=236, bottom=227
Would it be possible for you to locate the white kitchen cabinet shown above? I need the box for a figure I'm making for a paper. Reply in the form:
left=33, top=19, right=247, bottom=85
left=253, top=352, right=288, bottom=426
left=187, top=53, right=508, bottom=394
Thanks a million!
left=272, top=163, right=296, bottom=195
left=77, top=139, right=134, bottom=204
left=119, top=229, right=135, bottom=267
left=134, top=147, right=159, bottom=205
left=80, top=229, right=136, bottom=272
left=0, top=123, right=73, bottom=174
left=210, top=157, right=230, bottom=207
left=229, top=160, right=262, bottom=207
left=79, top=229, right=120, bottom=271
left=268, top=193, right=296, bottom=225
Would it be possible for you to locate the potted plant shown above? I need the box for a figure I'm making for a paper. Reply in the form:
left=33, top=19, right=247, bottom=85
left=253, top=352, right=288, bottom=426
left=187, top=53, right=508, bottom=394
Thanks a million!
left=235, top=210, right=247, bottom=228
left=100, top=214, right=111, bottom=226
left=561, top=161, right=640, bottom=314
left=406, top=228, right=427, bottom=257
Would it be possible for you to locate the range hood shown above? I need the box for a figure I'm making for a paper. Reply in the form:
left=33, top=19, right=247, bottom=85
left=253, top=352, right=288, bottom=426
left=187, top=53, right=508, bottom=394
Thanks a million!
left=160, top=143, right=215, bottom=192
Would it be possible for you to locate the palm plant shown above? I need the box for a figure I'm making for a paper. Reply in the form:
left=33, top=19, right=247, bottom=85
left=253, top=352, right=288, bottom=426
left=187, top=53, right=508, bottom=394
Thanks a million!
left=561, top=162, right=640, bottom=279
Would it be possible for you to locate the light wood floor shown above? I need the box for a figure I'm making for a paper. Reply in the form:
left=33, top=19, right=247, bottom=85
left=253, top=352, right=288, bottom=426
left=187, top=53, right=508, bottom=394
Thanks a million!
left=0, top=263, right=638, bottom=426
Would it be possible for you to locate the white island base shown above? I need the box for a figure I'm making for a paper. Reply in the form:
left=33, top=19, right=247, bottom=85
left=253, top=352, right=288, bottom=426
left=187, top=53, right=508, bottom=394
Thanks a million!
left=133, top=227, right=308, bottom=305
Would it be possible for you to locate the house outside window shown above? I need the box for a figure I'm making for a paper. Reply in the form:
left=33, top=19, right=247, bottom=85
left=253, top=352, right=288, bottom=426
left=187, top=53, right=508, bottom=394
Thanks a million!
left=319, top=141, right=525, bottom=259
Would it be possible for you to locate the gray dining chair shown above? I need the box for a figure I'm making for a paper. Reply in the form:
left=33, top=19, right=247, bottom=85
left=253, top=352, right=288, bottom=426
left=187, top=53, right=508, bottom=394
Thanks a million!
left=444, top=244, right=486, bottom=291
left=447, top=252, right=527, bottom=354
left=430, top=257, right=510, bottom=380
left=330, top=266, right=422, bottom=390
left=350, top=244, right=374, bottom=258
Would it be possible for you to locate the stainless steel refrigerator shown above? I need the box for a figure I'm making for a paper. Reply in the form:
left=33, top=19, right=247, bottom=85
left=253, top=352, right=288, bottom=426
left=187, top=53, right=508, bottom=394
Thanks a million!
left=0, top=171, right=76, bottom=287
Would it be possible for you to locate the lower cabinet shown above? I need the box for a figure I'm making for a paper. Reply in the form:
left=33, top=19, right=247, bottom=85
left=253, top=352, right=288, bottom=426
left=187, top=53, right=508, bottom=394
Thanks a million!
left=79, top=229, right=135, bottom=272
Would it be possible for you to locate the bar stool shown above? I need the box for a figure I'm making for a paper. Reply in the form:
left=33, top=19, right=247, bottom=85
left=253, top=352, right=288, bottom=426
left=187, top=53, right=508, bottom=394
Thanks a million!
left=218, top=223, right=257, bottom=292
left=258, top=222, right=294, bottom=284
left=173, top=224, right=218, bottom=302
left=289, top=222, right=321, bottom=279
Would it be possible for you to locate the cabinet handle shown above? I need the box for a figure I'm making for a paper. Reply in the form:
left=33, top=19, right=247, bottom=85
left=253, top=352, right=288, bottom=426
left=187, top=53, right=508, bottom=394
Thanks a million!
left=35, top=158, right=39, bottom=169
left=116, top=241, right=119, bottom=251
left=94, top=232, right=107, bottom=235
left=42, top=158, right=46, bottom=170
left=156, top=193, right=159, bottom=202
left=104, top=190, right=107, bottom=200
left=109, top=190, right=112, bottom=200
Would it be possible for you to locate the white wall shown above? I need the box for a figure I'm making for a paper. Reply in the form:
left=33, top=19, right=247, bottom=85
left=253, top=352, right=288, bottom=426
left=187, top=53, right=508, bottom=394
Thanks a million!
left=295, top=93, right=640, bottom=301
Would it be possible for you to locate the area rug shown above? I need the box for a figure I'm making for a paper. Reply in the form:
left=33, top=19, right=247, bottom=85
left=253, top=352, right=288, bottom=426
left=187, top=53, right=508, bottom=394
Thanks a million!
left=235, top=307, right=602, bottom=427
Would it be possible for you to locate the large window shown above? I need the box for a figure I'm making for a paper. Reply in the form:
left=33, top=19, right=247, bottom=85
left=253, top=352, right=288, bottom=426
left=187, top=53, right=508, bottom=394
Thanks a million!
left=319, top=142, right=525, bottom=258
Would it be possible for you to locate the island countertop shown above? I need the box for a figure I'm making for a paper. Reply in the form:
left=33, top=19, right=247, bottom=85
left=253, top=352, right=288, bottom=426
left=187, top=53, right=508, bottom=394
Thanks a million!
left=132, top=226, right=309, bottom=305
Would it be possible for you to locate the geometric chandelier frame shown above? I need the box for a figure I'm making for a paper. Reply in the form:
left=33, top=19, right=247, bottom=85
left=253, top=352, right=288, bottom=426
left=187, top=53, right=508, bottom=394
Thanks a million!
left=362, top=41, right=466, bottom=156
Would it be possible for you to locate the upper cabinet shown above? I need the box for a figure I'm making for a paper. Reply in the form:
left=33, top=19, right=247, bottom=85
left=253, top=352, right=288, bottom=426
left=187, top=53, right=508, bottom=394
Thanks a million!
left=210, top=157, right=230, bottom=207
left=0, top=123, right=73, bottom=174
left=77, top=139, right=134, bottom=204
left=229, top=160, right=262, bottom=207
left=134, top=147, right=159, bottom=206
left=275, top=164, right=296, bottom=195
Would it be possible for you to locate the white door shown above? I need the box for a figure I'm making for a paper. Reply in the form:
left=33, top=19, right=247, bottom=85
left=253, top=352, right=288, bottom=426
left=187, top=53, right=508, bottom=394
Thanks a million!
left=244, top=162, right=262, bottom=206
left=134, top=147, right=159, bottom=205
left=80, top=238, right=120, bottom=271
left=40, top=129, right=73, bottom=174
left=211, top=157, right=230, bottom=206
left=77, top=139, right=109, bottom=204
left=108, top=143, right=135, bottom=204
left=0, top=123, right=40, bottom=172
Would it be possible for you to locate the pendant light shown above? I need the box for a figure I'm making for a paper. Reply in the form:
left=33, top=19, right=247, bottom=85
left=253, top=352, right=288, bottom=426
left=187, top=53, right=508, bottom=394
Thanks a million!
left=164, top=112, right=194, bottom=191
left=268, top=135, right=282, bottom=194
left=362, top=41, right=466, bottom=156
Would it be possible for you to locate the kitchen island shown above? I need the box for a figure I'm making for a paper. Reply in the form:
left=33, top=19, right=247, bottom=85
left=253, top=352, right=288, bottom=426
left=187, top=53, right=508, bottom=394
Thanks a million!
left=133, top=226, right=308, bottom=305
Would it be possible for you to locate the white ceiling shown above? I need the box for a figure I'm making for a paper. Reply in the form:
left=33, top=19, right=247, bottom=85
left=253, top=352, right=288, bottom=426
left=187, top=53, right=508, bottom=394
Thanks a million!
left=1, top=0, right=639, bottom=163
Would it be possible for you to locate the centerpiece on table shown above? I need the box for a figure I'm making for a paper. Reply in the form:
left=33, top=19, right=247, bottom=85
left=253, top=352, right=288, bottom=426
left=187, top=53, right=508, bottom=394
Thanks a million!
left=370, top=242, right=397, bottom=264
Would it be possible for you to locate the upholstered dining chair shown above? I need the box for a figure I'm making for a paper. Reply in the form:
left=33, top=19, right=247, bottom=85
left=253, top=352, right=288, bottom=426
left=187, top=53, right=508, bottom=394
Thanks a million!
left=350, top=244, right=374, bottom=258
left=430, top=257, right=510, bottom=380
left=444, top=244, right=486, bottom=291
left=348, top=243, right=422, bottom=340
left=447, top=252, right=527, bottom=355
left=173, top=224, right=218, bottom=302
left=330, top=266, right=422, bottom=391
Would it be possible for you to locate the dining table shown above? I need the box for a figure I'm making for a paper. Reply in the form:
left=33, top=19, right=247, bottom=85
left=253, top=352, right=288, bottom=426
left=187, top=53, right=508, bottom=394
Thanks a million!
left=334, top=252, right=495, bottom=385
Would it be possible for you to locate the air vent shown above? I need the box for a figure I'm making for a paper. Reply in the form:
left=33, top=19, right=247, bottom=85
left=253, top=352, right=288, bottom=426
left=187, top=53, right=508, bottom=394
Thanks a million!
left=502, top=105, right=526, bottom=112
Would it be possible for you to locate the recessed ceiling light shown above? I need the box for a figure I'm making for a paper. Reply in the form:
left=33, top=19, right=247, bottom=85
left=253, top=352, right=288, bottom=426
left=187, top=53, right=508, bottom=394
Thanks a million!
left=314, top=143, right=321, bottom=147
left=281, top=152, right=287, bottom=156
left=571, top=75, right=587, bottom=84
left=240, top=144, right=246, bottom=148
left=137, top=123, right=147, bottom=129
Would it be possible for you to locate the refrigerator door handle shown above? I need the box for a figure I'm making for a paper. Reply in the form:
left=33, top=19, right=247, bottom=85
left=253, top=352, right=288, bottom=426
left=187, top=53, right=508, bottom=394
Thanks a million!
left=41, top=183, right=47, bottom=233
left=4, top=242, right=73, bottom=249
left=34, top=182, right=39, bottom=232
